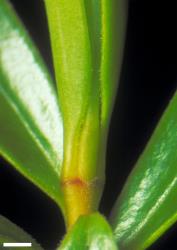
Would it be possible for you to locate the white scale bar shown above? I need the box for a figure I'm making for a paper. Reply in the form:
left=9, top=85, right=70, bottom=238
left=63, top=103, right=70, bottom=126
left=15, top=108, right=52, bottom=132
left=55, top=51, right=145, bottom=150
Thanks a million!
left=3, top=243, right=32, bottom=247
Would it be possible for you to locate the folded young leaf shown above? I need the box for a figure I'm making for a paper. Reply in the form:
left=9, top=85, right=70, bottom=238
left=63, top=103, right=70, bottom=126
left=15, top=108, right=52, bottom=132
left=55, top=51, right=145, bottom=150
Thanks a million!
left=110, top=90, right=177, bottom=250
left=0, top=0, right=64, bottom=211
left=45, top=0, right=127, bottom=227
left=58, top=213, right=118, bottom=250
left=0, top=215, right=43, bottom=250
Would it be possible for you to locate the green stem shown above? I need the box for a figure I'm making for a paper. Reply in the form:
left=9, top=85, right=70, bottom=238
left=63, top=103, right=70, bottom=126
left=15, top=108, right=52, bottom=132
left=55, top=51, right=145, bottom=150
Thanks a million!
left=45, top=0, right=127, bottom=228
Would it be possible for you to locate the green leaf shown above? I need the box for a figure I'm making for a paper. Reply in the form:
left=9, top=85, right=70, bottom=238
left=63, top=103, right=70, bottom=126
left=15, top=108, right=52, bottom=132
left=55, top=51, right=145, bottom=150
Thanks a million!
left=45, top=0, right=127, bottom=227
left=0, top=215, right=43, bottom=250
left=59, top=213, right=118, bottom=250
left=0, top=0, right=64, bottom=210
left=110, top=90, right=177, bottom=250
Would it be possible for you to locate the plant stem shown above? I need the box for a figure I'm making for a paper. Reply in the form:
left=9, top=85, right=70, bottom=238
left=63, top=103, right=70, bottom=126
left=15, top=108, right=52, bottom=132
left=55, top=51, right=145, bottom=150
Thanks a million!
left=45, top=0, right=127, bottom=229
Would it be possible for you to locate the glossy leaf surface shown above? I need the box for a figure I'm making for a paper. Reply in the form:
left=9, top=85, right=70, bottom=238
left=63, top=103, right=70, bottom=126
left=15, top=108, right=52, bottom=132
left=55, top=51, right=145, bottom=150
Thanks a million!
left=45, top=0, right=127, bottom=227
left=0, top=215, right=43, bottom=250
left=59, top=213, right=118, bottom=250
left=110, top=90, right=177, bottom=250
left=0, top=0, right=64, bottom=210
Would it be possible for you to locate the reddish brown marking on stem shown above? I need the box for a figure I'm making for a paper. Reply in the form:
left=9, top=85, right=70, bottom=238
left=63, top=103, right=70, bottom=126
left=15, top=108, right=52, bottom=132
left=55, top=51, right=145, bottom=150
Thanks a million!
left=61, top=177, right=102, bottom=188
left=61, top=177, right=104, bottom=228
left=62, top=178, right=86, bottom=187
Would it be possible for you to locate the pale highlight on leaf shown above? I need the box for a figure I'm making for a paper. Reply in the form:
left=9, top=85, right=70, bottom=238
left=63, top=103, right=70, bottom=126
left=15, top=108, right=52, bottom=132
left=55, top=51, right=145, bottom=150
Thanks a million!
left=0, top=0, right=64, bottom=210
left=110, top=91, right=177, bottom=250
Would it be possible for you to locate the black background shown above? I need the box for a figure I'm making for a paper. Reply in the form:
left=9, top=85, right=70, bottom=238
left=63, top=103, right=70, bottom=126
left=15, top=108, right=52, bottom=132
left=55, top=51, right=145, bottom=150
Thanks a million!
left=0, top=0, right=176, bottom=249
